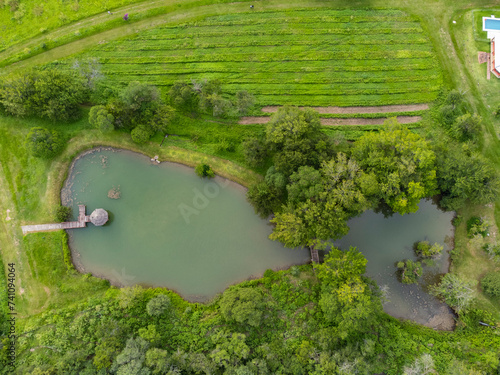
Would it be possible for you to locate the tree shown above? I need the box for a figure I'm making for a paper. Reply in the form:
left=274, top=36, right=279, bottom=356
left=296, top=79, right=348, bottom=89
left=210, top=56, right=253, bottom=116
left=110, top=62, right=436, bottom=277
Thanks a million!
left=430, top=274, right=476, bottom=313
left=89, top=105, right=114, bottom=133
left=114, top=337, right=150, bottom=375
left=55, top=205, right=72, bottom=222
left=287, top=166, right=323, bottom=204
left=247, top=180, right=284, bottom=218
left=451, top=113, right=482, bottom=142
left=265, top=106, right=332, bottom=176
left=25, top=127, right=63, bottom=158
left=352, top=120, right=437, bottom=214
left=403, top=353, right=435, bottom=375
left=415, top=241, right=443, bottom=258
left=146, top=294, right=171, bottom=317
left=242, top=137, right=267, bottom=167
left=150, top=105, right=175, bottom=134
left=317, top=247, right=381, bottom=339
left=219, top=288, right=265, bottom=327
left=169, top=81, right=198, bottom=113
left=270, top=153, right=367, bottom=248
left=435, top=145, right=500, bottom=210
left=120, top=81, right=161, bottom=127
left=131, top=125, right=153, bottom=144
left=0, top=69, right=86, bottom=121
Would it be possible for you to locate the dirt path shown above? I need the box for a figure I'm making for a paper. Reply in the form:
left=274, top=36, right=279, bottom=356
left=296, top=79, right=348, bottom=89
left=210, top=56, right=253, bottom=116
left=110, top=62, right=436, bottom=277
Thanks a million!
left=239, top=115, right=422, bottom=125
left=261, top=104, right=429, bottom=114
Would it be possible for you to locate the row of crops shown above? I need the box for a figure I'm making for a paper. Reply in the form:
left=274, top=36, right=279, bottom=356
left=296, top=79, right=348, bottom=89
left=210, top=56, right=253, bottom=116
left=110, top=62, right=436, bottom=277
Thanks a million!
left=68, top=8, right=441, bottom=110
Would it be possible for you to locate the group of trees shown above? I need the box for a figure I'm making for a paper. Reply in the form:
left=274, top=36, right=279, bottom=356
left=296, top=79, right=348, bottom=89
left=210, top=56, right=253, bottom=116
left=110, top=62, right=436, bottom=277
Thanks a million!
left=0, top=68, right=88, bottom=121
left=243, top=106, right=500, bottom=253
left=8, top=260, right=499, bottom=375
left=89, top=81, right=175, bottom=144
left=169, top=79, right=254, bottom=118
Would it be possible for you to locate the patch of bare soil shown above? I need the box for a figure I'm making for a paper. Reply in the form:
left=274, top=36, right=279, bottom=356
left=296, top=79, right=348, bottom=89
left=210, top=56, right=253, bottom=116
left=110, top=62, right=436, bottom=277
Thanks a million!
left=425, top=306, right=456, bottom=331
left=239, top=116, right=422, bottom=125
left=321, top=116, right=422, bottom=126
left=262, top=104, right=429, bottom=114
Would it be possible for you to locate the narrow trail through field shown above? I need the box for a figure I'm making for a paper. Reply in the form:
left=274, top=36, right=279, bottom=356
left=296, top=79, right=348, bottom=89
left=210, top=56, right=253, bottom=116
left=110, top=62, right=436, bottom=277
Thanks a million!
left=239, top=115, right=422, bottom=125
left=261, top=104, right=429, bottom=114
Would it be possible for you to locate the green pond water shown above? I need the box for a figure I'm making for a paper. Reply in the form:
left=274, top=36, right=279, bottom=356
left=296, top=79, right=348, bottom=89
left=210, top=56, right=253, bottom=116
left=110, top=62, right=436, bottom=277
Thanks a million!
left=334, top=199, right=456, bottom=328
left=61, top=148, right=309, bottom=301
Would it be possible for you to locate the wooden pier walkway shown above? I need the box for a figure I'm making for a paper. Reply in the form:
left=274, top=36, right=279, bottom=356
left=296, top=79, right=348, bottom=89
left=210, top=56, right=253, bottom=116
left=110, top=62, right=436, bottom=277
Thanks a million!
left=310, top=246, right=320, bottom=264
left=21, top=205, right=90, bottom=235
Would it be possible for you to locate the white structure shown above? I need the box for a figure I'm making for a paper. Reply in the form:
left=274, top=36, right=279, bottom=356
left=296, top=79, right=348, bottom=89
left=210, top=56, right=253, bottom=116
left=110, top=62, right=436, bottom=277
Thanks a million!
left=483, top=16, right=500, bottom=78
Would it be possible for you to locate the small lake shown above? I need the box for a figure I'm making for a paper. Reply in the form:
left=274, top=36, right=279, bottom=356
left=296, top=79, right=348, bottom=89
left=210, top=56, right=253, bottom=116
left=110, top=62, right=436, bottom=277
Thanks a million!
left=334, top=199, right=456, bottom=329
left=62, top=148, right=309, bottom=301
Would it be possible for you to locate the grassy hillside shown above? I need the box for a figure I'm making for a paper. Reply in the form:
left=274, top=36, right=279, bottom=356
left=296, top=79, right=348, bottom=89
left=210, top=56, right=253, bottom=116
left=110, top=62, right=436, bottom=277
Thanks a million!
left=64, top=9, right=441, bottom=108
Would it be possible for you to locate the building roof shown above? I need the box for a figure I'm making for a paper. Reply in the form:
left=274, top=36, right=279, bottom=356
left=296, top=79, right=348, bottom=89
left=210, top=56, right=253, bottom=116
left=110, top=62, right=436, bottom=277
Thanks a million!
left=89, top=208, right=109, bottom=226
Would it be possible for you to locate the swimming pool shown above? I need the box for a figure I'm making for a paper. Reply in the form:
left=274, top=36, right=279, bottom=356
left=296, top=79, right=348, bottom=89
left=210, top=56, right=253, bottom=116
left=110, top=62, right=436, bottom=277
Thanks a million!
left=485, top=18, right=500, bottom=31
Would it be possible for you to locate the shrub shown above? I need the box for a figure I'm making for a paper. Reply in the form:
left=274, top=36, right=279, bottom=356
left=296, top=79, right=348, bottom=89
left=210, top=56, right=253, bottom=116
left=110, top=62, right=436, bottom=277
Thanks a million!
left=55, top=205, right=72, bottom=222
left=483, top=243, right=500, bottom=262
left=25, top=127, right=63, bottom=158
left=481, top=272, right=500, bottom=298
left=131, top=125, right=153, bottom=144
left=397, top=259, right=422, bottom=284
left=89, top=105, right=114, bottom=133
left=466, top=216, right=489, bottom=238
left=195, top=164, right=215, bottom=178
left=430, top=274, right=476, bottom=313
left=146, top=294, right=171, bottom=316
left=242, top=137, right=267, bottom=167
left=415, top=241, right=443, bottom=258
left=451, top=113, right=482, bottom=142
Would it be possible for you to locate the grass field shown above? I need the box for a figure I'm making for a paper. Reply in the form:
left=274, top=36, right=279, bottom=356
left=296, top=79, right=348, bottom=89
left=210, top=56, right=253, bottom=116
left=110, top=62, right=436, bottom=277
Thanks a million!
left=63, top=8, right=442, bottom=108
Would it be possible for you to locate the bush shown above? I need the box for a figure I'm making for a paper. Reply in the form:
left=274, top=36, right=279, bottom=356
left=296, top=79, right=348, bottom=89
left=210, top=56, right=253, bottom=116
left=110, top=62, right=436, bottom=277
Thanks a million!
left=25, top=127, right=63, bottom=158
left=415, top=241, right=443, bottom=258
left=451, top=113, right=482, bottom=142
left=481, top=272, right=500, bottom=298
left=397, top=259, right=422, bottom=284
left=146, top=294, right=171, bottom=316
left=195, top=164, right=215, bottom=178
left=242, top=137, right=267, bottom=167
left=89, top=105, right=114, bottom=133
left=466, top=216, right=489, bottom=238
left=55, top=205, right=72, bottom=222
left=430, top=274, right=476, bottom=313
left=131, top=125, right=153, bottom=144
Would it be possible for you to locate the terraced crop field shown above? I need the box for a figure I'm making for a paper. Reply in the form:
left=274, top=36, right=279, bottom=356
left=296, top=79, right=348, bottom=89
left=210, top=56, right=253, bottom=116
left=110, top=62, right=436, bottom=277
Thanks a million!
left=69, top=8, right=442, bottom=109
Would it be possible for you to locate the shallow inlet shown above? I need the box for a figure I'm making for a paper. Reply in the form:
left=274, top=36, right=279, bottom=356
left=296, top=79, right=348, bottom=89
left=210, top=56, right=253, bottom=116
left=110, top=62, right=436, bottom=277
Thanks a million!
left=333, top=199, right=456, bottom=329
left=61, top=148, right=309, bottom=301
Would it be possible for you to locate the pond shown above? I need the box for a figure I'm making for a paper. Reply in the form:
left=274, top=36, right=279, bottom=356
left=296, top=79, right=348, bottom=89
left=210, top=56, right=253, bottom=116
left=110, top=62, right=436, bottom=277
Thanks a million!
left=61, top=148, right=309, bottom=302
left=333, top=199, right=456, bottom=329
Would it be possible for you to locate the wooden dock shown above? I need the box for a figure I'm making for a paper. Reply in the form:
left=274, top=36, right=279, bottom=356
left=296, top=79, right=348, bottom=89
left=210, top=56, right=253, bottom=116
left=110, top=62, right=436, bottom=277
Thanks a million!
left=310, top=246, right=320, bottom=264
left=21, top=205, right=90, bottom=235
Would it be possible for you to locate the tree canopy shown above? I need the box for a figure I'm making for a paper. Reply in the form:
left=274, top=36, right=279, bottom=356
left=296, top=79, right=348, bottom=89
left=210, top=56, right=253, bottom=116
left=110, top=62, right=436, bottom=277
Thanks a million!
left=352, top=119, right=437, bottom=214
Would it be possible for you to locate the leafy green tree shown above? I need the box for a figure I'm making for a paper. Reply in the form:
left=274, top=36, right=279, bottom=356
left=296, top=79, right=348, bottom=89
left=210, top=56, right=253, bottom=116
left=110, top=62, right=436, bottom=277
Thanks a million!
left=138, top=325, right=160, bottom=344
left=210, top=330, right=250, bottom=368
left=94, top=336, right=123, bottom=371
left=0, top=69, right=86, bottom=121
left=430, top=274, right=476, bottom=313
left=352, top=120, right=437, bottom=214
left=150, top=105, right=175, bottom=134
left=317, top=247, right=381, bottom=339
left=247, top=180, right=284, bottom=218
left=265, top=106, right=332, bottom=176
left=219, top=288, right=265, bottom=327
left=169, top=81, right=198, bottom=113
left=435, top=145, right=500, bottom=210
left=25, top=127, right=63, bottom=158
left=270, top=153, right=367, bottom=248
left=131, top=125, right=154, bottom=144
left=114, top=337, right=150, bottom=375
left=89, top=105, right=114, bottom=133
left=120, top=81, right=162, bottom=127
left=242, top=137, right=267, bottom=167
left=287, top=166, right=323, bottom=204
left=146, top=294, right=171, bottom=317
left=451, top=113, right=482, bottom=142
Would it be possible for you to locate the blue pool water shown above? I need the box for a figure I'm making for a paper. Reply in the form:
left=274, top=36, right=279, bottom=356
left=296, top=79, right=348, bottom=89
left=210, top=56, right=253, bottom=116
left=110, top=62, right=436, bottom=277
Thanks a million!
left=485, top=18, right=500, bottom=30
